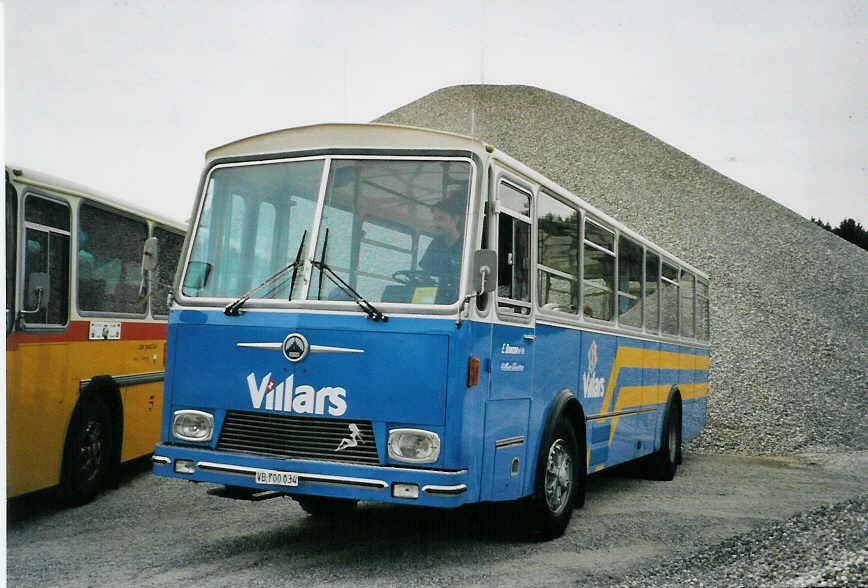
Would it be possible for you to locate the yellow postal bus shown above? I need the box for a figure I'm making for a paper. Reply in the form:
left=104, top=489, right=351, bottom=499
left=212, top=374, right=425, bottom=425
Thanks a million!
left=5, top=166, right=185, bottom=505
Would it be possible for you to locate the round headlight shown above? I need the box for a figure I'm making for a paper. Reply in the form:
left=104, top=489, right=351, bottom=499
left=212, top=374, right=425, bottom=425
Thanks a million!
left=173, top=410, right=214, bottom=442
left=387, top=428, right=440, bottom=464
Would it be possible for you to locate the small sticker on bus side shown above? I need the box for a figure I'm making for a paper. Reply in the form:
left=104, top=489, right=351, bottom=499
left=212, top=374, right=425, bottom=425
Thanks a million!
left=500, top=361, right=525, bottom=372
left=89, top=321, right=121, bottom=340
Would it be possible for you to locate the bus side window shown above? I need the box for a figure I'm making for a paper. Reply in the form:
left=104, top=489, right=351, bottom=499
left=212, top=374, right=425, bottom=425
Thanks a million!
left=22, top=194, right=70, bottom=327
left=680, top=270, right=695, bottom=338
left=696, top=279, right=710, bottom=340
left=496, top=181, right=532, bottom=316
left=617, top=236, right=643, bottom=327
left=151, top=226, right=185, bottom=317
left=78, top=203, right=148, bottom=315
left=537, top=192, right=579, bottom=315
left=582, top=219, right=615, bottom=321
left=645, top=251, right=660, bottom=332
left=661, top=262, right=680, bottom=335
left=476, top=200, right=490, bottom=312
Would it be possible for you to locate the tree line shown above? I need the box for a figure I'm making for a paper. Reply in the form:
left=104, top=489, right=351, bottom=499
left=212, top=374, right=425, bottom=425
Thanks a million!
left=811, top=217, right=868, bottom=251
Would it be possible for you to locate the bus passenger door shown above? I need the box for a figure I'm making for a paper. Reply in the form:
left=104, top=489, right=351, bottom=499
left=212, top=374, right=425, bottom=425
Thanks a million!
left=9, top=192, right=72, bottom=496
left=482, top=175, right=535, bottom=502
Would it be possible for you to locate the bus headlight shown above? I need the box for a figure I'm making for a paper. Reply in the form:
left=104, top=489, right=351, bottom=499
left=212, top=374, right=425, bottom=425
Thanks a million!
left=172, top=410, right=214, bottom=442
left=387, top=428, right=440, bottom=464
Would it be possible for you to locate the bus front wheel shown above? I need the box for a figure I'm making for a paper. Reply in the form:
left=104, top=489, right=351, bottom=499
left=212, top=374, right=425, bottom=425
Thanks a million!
left=58, top=397, right=111, bottom=506
left=526, top=418, right=580, bottom=539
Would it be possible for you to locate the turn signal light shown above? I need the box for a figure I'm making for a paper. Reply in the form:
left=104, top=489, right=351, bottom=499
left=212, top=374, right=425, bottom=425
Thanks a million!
left=467, top=356, right=480, bottom=387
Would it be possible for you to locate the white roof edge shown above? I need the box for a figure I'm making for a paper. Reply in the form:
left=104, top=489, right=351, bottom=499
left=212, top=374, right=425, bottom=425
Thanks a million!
left=205, top=122, right=491, bottom=162
left=6, top=164, right=187, bottom=231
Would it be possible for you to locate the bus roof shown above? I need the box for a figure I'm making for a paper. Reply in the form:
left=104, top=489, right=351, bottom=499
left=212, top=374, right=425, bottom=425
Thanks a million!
left=204, top=123, right=708, bottom=281
left=6, top=165, right=186, bottom=231
left=206, top=123, right=491, bottom=163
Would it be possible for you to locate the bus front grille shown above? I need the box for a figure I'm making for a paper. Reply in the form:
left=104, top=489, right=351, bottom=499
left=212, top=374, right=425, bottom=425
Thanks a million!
left=217, top=410, right=379, bottom=465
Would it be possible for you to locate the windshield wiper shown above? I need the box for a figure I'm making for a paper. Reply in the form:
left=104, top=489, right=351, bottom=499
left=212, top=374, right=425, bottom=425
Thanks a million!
left=224, top=231, right=307, bottom=316
left=311, top=229, right=387, bottom=322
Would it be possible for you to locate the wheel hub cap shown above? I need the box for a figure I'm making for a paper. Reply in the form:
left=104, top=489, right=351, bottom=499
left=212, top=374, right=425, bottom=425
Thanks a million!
left=544, top=439, right=573, bottom=514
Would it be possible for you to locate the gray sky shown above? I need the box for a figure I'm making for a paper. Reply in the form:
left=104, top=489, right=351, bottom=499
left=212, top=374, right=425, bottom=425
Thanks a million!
left=4, top=0, right=866, bottom=225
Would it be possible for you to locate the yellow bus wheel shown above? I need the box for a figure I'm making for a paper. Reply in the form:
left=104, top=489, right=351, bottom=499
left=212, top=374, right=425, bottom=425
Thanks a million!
left=58, top=398, right=111, bottom=506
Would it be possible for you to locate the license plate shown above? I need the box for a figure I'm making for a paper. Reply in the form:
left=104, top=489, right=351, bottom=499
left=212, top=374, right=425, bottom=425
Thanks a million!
left=255, top=469, right=298, bottom=487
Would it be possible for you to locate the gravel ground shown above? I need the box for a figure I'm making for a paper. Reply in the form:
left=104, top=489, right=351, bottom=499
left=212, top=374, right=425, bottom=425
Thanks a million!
left=6, top=452, right=867, bottom=587
left=613, top=493, right=868, bottom=588
left=376, top=84, right=868, bottom=457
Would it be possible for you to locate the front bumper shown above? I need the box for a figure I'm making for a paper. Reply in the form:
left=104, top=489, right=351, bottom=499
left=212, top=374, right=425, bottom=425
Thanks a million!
left=152, top=443, right=472, bottom=507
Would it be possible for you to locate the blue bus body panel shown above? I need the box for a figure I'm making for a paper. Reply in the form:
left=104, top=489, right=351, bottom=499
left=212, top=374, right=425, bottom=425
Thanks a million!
left=480, top=322, right=534, bottom=501
left=155, top=308, right=709, bottom=507
left=533, top=325, right=709, bottom=477
left=167, top=310, right=450, bottom=427
left=156, top=308, right=486, bottom=507
left=683, top=346, right=710, bottom=441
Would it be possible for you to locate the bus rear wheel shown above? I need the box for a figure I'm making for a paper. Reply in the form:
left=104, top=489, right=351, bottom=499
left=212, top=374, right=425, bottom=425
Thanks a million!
left=58, top=397, right=111, bottom=506
left=647, top=400, right=681, bottom=481
left=295, top=495, right=358, bottom=518
left=526, top=418, right=580, bottom=539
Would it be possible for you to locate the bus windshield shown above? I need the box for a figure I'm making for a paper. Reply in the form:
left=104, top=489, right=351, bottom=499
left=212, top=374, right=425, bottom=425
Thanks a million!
left=183, top=157, right=472, bottom=306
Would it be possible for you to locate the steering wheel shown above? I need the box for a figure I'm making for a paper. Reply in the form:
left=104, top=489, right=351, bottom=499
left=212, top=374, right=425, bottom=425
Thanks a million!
left=391, top=270, right=435, bottom=286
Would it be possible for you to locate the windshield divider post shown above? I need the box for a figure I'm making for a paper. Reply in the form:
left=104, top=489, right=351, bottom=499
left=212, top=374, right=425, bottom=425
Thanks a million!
left=316, top=228, right=329, bottom=301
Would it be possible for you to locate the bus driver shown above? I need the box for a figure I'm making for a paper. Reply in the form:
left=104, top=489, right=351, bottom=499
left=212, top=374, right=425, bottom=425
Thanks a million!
left=419, top=190, right=465, bottom=303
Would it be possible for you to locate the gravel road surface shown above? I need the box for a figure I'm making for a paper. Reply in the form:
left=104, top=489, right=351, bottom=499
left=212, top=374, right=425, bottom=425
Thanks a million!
left=7, top=451, right=866, bottom=587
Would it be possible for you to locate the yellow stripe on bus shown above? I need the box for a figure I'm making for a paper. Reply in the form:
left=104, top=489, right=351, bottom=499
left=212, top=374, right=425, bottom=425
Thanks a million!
left=599, top=347, right=708, bottom=417
left=597, top=346, right=708, bottom=444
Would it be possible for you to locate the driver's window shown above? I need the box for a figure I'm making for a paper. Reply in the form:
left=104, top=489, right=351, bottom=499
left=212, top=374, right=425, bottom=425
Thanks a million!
left=496, top=180, right=532, bottom=317
left=22, top=194, right=70, bottom=328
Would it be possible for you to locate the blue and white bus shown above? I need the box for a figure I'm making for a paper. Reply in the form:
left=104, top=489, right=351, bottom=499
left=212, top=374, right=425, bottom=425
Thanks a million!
left=153, top=123, right=710, bottom=538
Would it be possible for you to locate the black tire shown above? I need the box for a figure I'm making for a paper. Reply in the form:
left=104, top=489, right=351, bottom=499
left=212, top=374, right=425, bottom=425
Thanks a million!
left=295, top=495, right=358, bottom=518
left=647, top=400, right=681, bottom=481
left=58, top=398, right=112, bottom=506
left=525, top=418, right=580, bottom=539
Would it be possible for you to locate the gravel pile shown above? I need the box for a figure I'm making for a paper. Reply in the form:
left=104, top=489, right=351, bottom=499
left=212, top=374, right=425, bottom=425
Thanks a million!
left=376, top=84, right=868, bottom=455
left=612, top=493, right=868, bottom=587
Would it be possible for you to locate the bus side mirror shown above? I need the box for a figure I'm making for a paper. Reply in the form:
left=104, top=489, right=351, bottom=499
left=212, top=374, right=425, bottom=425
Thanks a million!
left=473, top=249, right=497, bottom=294
left=142, top=237, right=159, bottom=272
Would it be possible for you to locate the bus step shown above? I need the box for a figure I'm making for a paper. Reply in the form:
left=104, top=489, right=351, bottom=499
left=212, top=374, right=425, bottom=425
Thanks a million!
left=207, top=485, right=283, bottom=502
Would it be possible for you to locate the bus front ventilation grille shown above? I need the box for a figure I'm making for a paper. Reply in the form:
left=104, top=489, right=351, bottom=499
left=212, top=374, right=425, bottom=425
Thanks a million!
left=217, top=410, right=379, bottom=465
